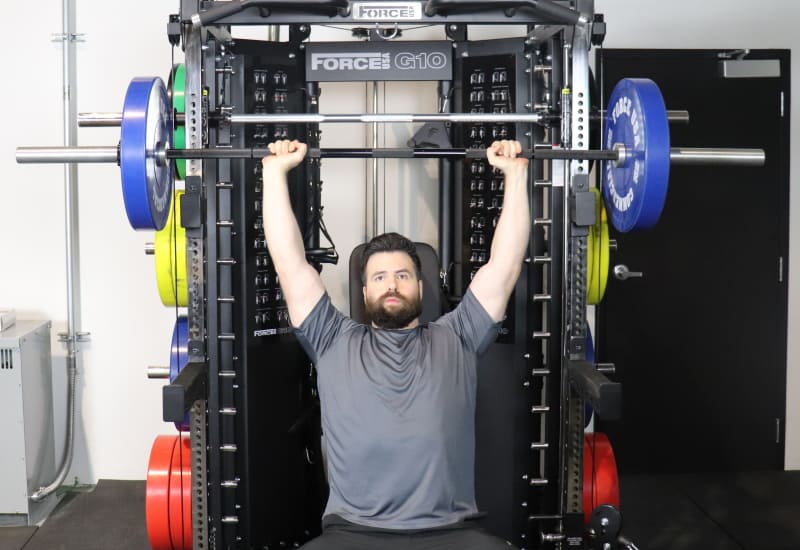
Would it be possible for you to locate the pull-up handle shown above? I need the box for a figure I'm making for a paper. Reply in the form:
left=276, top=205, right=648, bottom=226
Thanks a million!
left=423, top=0, right=581, bottom=24
left=192, top=0, right=349, bottom=26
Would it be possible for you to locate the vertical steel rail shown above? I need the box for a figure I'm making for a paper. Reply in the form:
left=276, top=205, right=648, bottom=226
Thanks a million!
left=437, top=80, right=454, bottom=292
left=183, top=23, right=214, bottom=550
left=561, top=14, right=593, bottom=541
left=371, top=81, right=380, bottom=237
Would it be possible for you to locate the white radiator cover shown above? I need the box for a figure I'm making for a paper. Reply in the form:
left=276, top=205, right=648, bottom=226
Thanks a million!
left=0, top=320, right=59, bottom=525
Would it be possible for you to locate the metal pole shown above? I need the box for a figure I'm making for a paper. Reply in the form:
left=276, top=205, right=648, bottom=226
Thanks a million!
left=32, top=0, right=82, bottom=502
left=78, top=110, right=690, bottom=126
left=372, top=81, right=379, bottom=238
left=78, top=112, right=545, bottom=126
left=437, top=80, right=453, bottom=293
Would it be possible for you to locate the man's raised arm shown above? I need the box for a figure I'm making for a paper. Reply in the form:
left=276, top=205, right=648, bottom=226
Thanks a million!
left=469, top=140, right=531, bottom=322
left=261, top=140, right=325, bottom=327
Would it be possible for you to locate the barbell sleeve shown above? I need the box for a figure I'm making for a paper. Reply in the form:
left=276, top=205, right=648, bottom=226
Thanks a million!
left=669, top=147, right=765, bottom=166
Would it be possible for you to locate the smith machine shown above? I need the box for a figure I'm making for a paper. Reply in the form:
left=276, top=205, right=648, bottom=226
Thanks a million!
left=16, top=0, right=765, bottom=549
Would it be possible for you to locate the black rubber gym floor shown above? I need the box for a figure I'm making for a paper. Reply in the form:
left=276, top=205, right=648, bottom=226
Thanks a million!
left=2, top=473, right=799, bottom=550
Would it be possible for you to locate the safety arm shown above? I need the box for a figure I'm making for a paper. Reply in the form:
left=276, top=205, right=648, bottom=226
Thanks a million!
left=262, top=167, right=325, bottom=327
left=469, top=167, right=530, bottom=321
left=567, top=361, right=622, bottom=420
left=423, top=0, right=581, bottom=24
left=192, top=0, right=349, bottom=26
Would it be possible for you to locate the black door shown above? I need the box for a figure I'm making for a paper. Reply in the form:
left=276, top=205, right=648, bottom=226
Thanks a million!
left=596, top=50, right=790, bottom=473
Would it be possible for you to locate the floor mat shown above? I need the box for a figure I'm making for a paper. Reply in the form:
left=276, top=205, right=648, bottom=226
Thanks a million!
left=675, top=471, right=800, bottom=550
left=619, top=474, right=741, bottom=550
left=22, top=480, right=147, bottom=550
left=0, top=526, right=37, bottom=550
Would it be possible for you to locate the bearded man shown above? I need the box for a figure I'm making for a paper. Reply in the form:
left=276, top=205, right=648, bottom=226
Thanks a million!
left=261, top=139, right=529, bottom=550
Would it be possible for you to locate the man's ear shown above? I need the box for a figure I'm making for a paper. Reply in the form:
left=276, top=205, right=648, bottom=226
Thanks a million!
left=362, top=285, right=367, bottom=304
left=418, top=279, right=423, bottom=299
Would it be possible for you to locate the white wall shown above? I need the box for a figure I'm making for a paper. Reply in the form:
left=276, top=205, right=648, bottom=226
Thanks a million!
left=2, top=0, right=797, bottom=483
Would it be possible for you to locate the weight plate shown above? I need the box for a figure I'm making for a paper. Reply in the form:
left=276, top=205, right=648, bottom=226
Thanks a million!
left=146, top=435, right=177, bottom=550
left=174, top=126, right=186, bottom=180
left=169, top=316, right=190, bottom=432
left=169, top=64, right=187, bottom=180
left=583, top=432, right=620, bottom=524
left=120, top=77, right=174, bottom=230
left=146, top=434, right=192, bottom=550
left=155, top=191, right=188, bottom=307
left=602, top=78, right=670, bottom=232
left=168, top=434, right=192, bottom=550
left=169, top=64, right=186, bottom=114
left=587, top=188, right=610, bottom=305
left=584, top=324, right=595, bottom=428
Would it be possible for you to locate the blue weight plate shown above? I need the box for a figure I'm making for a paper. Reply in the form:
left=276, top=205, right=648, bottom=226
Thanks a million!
left=169, top=316, right=189, bottom=432
left=120, top=77, right=174, bottom=230
left=585, top=324, right=595, bottom=428
left=602, top=78, right=670, bottom=232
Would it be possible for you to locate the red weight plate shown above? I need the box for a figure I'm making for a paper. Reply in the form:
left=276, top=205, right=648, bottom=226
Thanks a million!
left=583, top=432, right=620, bottom=523
left=146, top=435, right=179, bottom=550
left=168, top=434, right=193, bottom=550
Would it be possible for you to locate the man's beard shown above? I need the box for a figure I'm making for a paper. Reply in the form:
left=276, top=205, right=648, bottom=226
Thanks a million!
left=364, top=290, right=423, bottom=329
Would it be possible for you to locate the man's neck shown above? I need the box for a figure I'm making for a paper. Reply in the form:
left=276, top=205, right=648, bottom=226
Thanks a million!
left=371, top=318, right=420, bottom=330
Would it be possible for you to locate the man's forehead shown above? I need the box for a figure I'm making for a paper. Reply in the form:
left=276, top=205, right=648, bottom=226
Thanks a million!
left=365, top=251, right=415, bottom=273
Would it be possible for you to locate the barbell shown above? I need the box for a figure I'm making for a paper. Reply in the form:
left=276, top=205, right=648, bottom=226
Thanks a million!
left=15, top=76, right=765, bottom=232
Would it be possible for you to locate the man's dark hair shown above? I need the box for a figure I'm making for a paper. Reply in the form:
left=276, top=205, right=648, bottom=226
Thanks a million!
left=360, top=232, right=422, bottom=284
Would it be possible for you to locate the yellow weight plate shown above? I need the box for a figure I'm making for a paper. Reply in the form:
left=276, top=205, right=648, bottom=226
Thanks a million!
left=597, top=200, right=610, bottom=303
left=155, top=190, right=188, bottom=307
left=587, top=188, right=610, bottom=305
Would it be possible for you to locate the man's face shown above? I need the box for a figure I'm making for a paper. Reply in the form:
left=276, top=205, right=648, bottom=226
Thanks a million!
left=362, top=251, right=423, bottom=329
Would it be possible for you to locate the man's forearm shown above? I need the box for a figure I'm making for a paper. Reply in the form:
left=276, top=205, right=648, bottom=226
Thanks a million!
left=261, top=167, right=307, bottom=276
left=489, top=170, right=530, bottom=280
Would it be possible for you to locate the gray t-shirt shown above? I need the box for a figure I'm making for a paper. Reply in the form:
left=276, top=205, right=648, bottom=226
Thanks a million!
left=295, top=289, right=500, bottom=530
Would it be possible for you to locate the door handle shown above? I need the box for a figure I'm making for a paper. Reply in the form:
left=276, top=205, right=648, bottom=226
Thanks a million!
left=613, top=264, right=643, bottom=281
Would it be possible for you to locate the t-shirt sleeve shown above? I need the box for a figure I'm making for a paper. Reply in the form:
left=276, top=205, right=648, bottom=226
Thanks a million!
left=435, top=288, right=501, bottom=356
left=293, top=292, right=356, bottom=363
